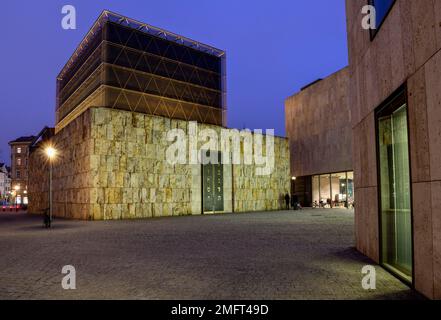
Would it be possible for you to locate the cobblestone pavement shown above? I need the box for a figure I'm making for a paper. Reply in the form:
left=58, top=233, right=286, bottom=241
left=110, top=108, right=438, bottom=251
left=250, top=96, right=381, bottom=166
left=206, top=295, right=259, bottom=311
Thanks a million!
left=0, top=209, right=421, bottom=300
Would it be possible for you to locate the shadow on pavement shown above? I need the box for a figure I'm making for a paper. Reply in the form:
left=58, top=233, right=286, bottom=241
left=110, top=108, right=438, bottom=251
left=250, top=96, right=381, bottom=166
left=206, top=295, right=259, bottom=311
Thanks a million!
left=14, top=223, right=82, bottom=232
left=331, top=247, right=424, bottom=300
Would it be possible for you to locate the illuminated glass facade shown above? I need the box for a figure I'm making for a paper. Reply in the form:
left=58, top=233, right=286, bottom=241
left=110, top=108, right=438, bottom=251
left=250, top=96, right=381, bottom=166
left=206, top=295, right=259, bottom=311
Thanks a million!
left=311, top=172, right=354, bottom=208
left=56, top=11, right=226, bottom=130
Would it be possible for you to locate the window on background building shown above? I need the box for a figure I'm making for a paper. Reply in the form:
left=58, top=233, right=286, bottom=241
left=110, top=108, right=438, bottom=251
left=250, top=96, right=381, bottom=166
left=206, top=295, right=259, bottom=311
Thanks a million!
left=17, top=158, right=21, bottom=166
left=371, top=0, right=396, bottom=36
left=17, top=147, right=21, bottom=154
left=16, top=171, right=20, bottom=179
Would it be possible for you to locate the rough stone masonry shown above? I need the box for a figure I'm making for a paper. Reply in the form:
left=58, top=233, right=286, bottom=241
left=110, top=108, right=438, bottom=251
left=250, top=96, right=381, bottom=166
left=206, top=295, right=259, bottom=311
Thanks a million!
left=28, top=107, right=290, bottom=220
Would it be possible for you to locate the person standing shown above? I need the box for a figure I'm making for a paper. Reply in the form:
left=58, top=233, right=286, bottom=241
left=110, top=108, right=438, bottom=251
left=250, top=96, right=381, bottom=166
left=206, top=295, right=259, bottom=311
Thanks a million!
left=284, top=193, right=290, bottom=210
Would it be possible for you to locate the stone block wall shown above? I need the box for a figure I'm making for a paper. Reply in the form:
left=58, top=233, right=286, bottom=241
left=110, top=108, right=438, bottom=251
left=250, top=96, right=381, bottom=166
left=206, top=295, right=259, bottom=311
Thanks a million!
left=89, top=108, right=194, bottom=219
left=29, top=107, right=290, bottom=220
left=233, top=136, right=290, bottom=212
left=285, top=67, right=352, bottom=178
left=28, top=109, right=94, bottom=219
left=28, top=151, right=49, bottom=213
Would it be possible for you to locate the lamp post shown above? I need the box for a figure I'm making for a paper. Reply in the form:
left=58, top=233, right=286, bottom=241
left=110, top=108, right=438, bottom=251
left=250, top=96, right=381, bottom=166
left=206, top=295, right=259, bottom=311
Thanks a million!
left=45, top=146, right=56, bottom=225
left=291, top=176, right=296, bottom=195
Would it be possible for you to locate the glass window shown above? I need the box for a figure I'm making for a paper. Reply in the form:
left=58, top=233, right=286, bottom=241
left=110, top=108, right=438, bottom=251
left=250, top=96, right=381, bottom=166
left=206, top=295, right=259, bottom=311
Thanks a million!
left=377, top=89, right=412, bottom=282
left=17, top=158, right=21, bottom=166
left=16, top=171, right=20, bottom=179
left=347, top=172, right=354, bottom=206
left=312, top=175, right=320, bottom=206
left=331, top=172, right=346, bottom=208
left=17, top=147, right=22, bottom=154
left=371, top=0, right=396, bottom=34
left=319, top=175, right=331, bottom=207
left=312, top=172, right=355, bottom=208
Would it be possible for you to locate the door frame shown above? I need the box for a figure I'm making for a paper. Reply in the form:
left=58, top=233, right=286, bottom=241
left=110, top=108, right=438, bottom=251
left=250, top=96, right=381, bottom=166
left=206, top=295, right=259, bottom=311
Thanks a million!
left=374, top=83, right=415, bottom=286
left=201, top=150, right=224, bottom=214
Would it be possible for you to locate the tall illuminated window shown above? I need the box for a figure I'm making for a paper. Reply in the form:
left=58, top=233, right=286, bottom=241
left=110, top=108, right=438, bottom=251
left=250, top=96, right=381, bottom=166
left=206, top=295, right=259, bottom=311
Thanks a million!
left=377, top=87, right=413, bottom=282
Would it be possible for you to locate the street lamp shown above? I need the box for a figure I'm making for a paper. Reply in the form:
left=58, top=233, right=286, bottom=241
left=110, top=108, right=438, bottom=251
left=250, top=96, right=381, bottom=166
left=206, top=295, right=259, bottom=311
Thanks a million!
left=45, top=146, right=57, bottom=226
left=46, top=146, right=56, bottom=159
left=291, top=176, right=296, bottom=196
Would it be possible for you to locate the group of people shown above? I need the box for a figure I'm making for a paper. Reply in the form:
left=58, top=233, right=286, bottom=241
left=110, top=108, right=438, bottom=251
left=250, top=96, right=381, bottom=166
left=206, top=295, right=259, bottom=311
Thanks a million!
left=284, top=193, right=302, bottom=211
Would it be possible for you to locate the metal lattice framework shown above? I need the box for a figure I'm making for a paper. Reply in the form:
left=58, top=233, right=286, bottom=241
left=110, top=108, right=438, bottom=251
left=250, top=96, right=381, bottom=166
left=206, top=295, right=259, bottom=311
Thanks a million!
left=56, top=10, right=226, bottom=132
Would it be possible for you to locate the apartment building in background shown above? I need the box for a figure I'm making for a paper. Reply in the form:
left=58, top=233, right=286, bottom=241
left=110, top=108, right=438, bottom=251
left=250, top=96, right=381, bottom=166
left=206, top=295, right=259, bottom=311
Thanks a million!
left=0, top=163, right=11, bottom=203
left=8, top=136, right=35, bottom=205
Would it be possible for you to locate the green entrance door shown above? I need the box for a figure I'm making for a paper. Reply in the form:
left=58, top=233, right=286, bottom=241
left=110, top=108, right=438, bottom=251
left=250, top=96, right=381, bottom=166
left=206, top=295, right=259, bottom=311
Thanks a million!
left=377, top=90, right=413, bottom=282
left=202, top=151, right=224, bottom=213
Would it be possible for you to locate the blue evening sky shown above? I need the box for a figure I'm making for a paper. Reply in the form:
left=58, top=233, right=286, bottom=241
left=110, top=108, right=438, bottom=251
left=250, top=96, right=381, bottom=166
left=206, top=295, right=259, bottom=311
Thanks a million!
left=0, top=0, right=348, bottom=164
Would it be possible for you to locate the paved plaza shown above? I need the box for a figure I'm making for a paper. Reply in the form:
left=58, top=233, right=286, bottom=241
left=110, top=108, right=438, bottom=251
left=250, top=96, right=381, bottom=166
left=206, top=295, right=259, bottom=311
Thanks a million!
left=0, top=209, right=421, bottom=300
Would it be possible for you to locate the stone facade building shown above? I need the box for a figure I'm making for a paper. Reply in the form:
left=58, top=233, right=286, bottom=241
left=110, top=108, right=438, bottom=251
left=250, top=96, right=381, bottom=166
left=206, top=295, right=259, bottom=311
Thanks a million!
left=285, top=68, right=353, bottom=208
left=283, top=0, right=441, bottom=299
left=346, top=0, right=441, bottom=299
left=29, top=108, right=289, bottom=219
left=28, top=11, right=290, bottom=220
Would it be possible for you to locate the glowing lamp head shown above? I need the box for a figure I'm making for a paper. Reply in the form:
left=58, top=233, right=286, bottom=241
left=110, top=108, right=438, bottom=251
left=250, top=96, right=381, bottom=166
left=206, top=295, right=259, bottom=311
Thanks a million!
left=14, top=185, right=20, bottom=191
left=45, top=146, right=56, bottom=159
left=292, top=176, right=297, bottom=181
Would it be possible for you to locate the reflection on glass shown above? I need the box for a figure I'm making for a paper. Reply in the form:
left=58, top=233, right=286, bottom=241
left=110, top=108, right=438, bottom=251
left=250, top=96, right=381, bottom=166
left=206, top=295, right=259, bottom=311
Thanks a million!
left=347, top=172, right=354, bottom=201
left=312, top=176, right=320, bottom=205
left=372, top=0, right=395, bottom=28
left=320, top=175, right=331, bottom=207
left=378, top=103, right=412, bottom=281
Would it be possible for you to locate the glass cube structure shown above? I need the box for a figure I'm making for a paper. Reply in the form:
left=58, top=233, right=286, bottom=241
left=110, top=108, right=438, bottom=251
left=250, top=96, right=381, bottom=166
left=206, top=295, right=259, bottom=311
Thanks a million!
left=56, top=10, right=226, bottom=130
